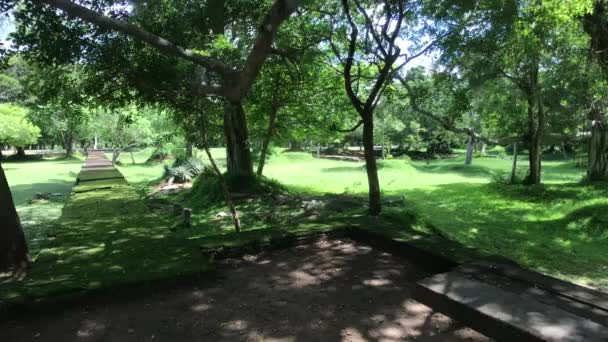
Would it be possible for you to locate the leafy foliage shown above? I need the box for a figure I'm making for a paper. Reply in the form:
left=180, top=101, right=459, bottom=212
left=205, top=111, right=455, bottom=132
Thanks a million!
left=0, top=103, right=40, bottom=148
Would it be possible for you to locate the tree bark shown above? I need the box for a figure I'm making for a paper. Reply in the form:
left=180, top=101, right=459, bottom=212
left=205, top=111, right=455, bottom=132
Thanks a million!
left=510, top=142, right=518, bottom=184
left=62, top=133, right=74, bottom=157
left=465, top=136, right=474, bottom=165
left=223, top=101, right=253, bottom=177
left=588, top=119, right=608, bottom=181
left=203, top=145, right=241, bottom=233
left=16, top=146, right=25, bottom=158
left=257, top=105, right=278, bottom=176
left=112, top=149, right=120, bottom=164
left=523, top=63, right=544, bottom=185
left=560, top=142, right=568, bottom=160
left=362, top=114, right=381, bottom=216
left=0, top=162, right=31, bottom=272
left=185, top=143, right=193, bottom=158
left=525, top=93, right=543, bottom=185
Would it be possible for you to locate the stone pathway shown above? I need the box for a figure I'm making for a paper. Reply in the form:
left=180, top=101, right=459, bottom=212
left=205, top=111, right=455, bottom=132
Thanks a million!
left=77, top=151, right=126, bottom=188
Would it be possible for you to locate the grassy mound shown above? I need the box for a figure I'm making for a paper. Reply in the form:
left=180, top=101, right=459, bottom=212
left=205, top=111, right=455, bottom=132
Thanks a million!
left=188, top=172, right=286, bottom=207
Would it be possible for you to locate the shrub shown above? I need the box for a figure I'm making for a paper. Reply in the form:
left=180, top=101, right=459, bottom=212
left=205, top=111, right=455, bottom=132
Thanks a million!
left=164, top=156, right=208, bottom=183
left=398, top=154, right=412, bottom=161
left=189, top=173, right=286, bottom=206
left=186, top=157, right=205, bottom=176
left=491, top=168, right=529, bottom=185
left=170, top=165, right=194, bottom=183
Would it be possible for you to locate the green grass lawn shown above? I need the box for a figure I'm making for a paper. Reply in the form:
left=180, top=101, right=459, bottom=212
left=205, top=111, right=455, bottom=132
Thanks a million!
left=3, top=157, right=82, bottom=253
left=2, top=148, right=605, bottom=307
left=97, top=149, right=602, bottom=289
left=0, top=153, right=360, bottom=305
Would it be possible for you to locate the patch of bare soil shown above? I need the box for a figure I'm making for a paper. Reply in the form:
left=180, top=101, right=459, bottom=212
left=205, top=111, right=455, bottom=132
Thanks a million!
left=0, top=238, right=491, bottom=341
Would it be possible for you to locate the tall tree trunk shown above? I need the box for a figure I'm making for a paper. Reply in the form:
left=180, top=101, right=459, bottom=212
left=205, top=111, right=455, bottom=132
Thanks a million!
left=290, top=140, right=303, bottom=151
left=588, top=119, right=608, bottom=180
left=362, top=114, right=381, bottom=216
left=200, top=111, right=241, bottom=233
left=0, top=162, right=31, bottom=272
left=510, top=142, right=518, bottom=183
left=16, top=146, right=25, bottom=158
left=185, top=143, right=193, bottom=158
left=223, top=101, right=254, bottom=177
left=112, top=149, right=120, bottom=164
left=94, top=134, right=98, bottom=150
left=523, top=65, right=544, bottom=185
left=465, top=135, right=474, bottom=165
left=63, top=133, right=74, bottom=157
left=203, top=145, right=241, bottom=233
left=257, top=105, right=278, bottom=176
left=560, top=142, right=569, bottom=160
left=525, top=96, right=543, bottom=185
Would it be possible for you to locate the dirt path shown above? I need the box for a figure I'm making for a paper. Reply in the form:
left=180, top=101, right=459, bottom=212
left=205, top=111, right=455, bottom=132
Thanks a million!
left=1, top=237, right=490, bottom=341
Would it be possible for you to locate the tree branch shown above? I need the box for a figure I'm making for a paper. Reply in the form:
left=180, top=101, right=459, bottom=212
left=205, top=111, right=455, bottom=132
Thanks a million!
left=238, top=0, right=303, bottom=97
left=396, top=73, right=522, bottom=145
left=332, top=119, right=363, bottom=132
left=35, top=0, right=234, bottom=78
left=339, top=0, right=364, bottom=113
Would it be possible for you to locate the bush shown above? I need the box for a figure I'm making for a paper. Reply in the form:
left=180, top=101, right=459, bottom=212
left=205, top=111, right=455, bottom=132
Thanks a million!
left=491, top=168, right=529, bottom=185
left=398, top=154, right=412, bottom=161
left=164, top=156, right=209, bottom=183
left=170, top=165, right=194, bottom=183
left=189, top=173, right=286, bottom=206
left=146, top=143, right=189, bottom=164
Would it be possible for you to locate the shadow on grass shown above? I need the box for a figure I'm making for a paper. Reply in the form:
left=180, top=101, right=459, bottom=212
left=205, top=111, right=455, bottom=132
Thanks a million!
left=9, top=179, right=76, bottom=207
left=320, top=165, right=364, bottom=173
left=0, top=184, right=210, bottom=303
left=0, top=181, right=374, bottom=305
left=411, top=163, right=498, bottom=178
left=404, top=182, right=608, bottom=289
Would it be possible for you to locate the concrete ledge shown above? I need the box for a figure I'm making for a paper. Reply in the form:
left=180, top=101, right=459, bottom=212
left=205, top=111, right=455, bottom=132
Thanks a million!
left=416, top=271, right=608, bottom=342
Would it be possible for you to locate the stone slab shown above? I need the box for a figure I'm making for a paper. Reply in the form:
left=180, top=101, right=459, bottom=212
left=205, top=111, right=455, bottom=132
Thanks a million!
left=416, top=272, right=608, bottom=342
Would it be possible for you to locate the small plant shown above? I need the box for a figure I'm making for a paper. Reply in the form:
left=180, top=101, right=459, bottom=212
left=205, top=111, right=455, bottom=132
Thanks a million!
left=492, top=168, right=528, bottom=185
left=163, top=156, right=208, bottom=183
left=186, top=157, right=205, bottom=175
left=170, top=165, right=194, bottom=183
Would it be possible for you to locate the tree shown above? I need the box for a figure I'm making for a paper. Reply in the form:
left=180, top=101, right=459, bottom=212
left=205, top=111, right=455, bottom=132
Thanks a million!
left=12, top=0, right=306, bottom=179
left=396, top=68, right=475, bottom=160
left=24, top=64, right=91, bottom=156
left=96, top=107, right=153, bottom=164
left=583, top=0, right=608, bottom=180
left=0, top=104, right=41, bottom=157
left=0, top=162, right=31, bottom=273
left=434, top=0, right=592, bottom=184
left=326, top=0, right=433, bottom=215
